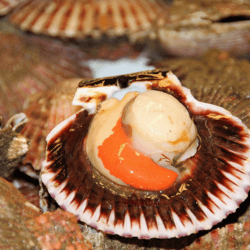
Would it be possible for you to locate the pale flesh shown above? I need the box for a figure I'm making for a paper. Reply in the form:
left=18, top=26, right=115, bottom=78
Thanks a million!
left=122, top=90, right=198, bottom=167
left=86, top=90, right=198, bottom=186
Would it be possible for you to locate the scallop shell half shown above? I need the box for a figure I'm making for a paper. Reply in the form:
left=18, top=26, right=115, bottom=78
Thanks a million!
left=0, top=33, right=92, bottom=123
left=9, top=0, right=169, bottom=41
left=157, top=0, right=250, bottom=57
left=41, top=69, right=250, bottom=239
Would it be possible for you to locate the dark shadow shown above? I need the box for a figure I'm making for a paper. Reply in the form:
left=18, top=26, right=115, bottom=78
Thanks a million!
left=216, top=15, right=250, bottom=23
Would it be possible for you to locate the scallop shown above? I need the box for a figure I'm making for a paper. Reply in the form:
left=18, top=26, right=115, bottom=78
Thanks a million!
left=157, top=0, right=250, bottom=57
left=9, top=0, right=169, bottom=41
left=41, top=69, right=250, bottom=239
left=0, top=33, right=92, bottom=123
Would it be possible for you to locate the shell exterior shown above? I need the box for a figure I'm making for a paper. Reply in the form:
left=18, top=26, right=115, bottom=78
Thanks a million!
left=8, top=0, right=250, bottom=58
left=0, top=113, right=29, bottom=178
left=9, top=0, right=169, bottom=41
left=0, top=33, right=92, bottom=123
left=21, top=78, right=85, bottom=171
left=41, top=69, right=250, bottom=239
left=0, top=0, right=27, bottom=16
left=157, top=0, right=250, bottom=57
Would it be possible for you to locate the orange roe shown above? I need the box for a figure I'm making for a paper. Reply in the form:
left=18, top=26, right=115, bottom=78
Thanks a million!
left=98, top=118, right=178, bottom=191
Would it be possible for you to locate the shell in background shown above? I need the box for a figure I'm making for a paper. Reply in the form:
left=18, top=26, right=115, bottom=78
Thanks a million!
left=0, top=113, right=28, bottom=179
left=9, top=0, right=169, bottom=41
left=0, top=0, right=27, bottom=16
left=41, top=69, right=250, bottom=239
left=157, top=0, right=250, bottom=57
left=0, top=33, right=92, bottom=123
left=21, top=78, right=84, bottom=171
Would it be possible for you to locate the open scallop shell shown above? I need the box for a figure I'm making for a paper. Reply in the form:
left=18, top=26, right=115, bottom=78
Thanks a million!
left=41, top=69, right=250, bottom=239
left=9, top=0, right=169, bottom=41
left=0, top=33, right=92, bottom=123
left=157, top=0, right=250, bottom=57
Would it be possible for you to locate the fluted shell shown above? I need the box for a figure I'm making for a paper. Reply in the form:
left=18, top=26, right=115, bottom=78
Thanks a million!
left=41, top=69, right=250, bottom=239
left=80, top=219, right=250, bottom=249
left=157, top=0, right=250, bottom=57
left=21, top=78, right=85, bottom=171
left=9, top=0, right=169, bottom=41
left=0, top=113, right=29, bottom=178
left=0, top=0, right=27, bottom=16
left=0, top=33, right=92, bottom=123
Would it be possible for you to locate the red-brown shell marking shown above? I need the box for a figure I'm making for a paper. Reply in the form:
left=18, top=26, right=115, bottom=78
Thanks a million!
left=41, top=69, right=250, bottom=239
left=8, top=0, right=250, bottom=58
left=9, top=0, right=169, bottom=40
left=0, top=0, right=27, bottom=16
left=20, top=79, right=85, bottom=171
